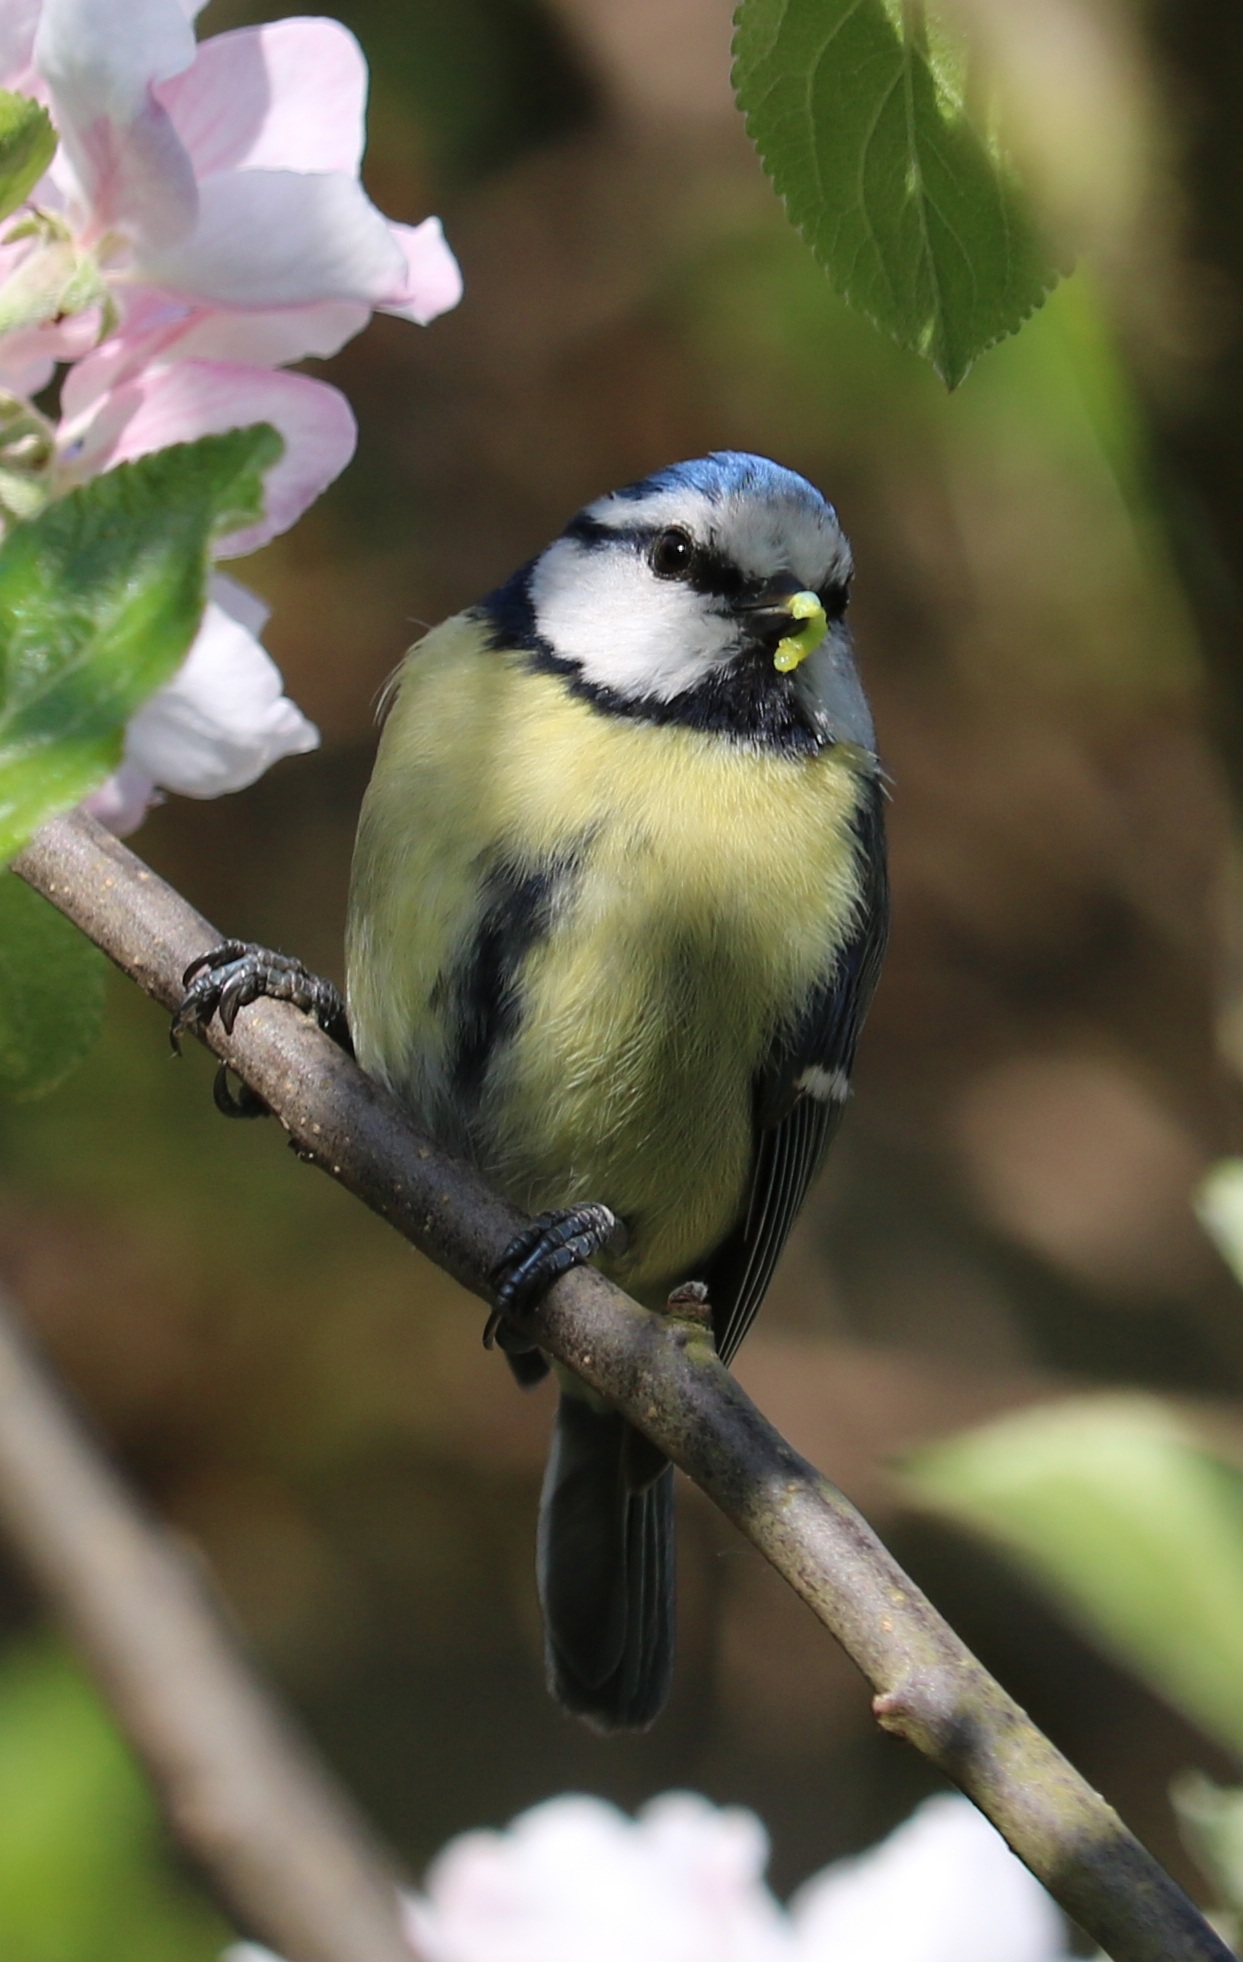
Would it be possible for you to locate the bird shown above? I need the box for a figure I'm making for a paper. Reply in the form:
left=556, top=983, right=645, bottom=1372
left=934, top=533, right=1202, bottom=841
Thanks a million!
left=343, top=450, right=889, bottom=1730
left=175, top=450, right=888, bottom=1731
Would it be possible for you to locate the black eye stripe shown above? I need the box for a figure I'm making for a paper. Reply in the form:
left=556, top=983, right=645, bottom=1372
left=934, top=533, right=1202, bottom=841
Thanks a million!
left=560, top=514, right=849, bottom=611
left=562, top=516, right=739, bottom=596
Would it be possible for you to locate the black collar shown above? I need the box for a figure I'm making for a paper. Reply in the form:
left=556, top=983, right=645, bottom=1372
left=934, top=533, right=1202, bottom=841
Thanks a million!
left=477, top=570, right=830, bottom=757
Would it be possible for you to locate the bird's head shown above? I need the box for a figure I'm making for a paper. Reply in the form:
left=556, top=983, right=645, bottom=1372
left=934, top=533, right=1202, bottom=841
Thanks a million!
left=482, top=453, right=875, bottom=753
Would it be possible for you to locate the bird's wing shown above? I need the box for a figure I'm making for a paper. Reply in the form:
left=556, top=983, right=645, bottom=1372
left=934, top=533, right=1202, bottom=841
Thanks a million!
left=706, top=777, right=889, bottom=1367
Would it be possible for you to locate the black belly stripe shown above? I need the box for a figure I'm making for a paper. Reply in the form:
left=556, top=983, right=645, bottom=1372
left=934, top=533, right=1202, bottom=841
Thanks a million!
left=446, top=852, right=580, bottom=1101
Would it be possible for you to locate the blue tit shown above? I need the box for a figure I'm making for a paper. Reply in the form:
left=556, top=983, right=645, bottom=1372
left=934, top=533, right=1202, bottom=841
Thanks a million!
left=346, top=451, right=889, bottom=1732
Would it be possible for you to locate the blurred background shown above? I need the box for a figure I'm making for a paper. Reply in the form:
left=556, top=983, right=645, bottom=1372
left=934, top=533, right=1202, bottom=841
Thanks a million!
left=6, top=0, right=1243, bottom=1951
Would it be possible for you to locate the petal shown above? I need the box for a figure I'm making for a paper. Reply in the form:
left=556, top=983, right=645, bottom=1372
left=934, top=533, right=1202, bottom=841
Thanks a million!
left=789, top=1797, right=1069, bottom=1962
left=61, top=295, right=371, bottom=420
left=36, top=0, right=195, bottom=122
left=379, top=218, right=463, bottom=325
left=81, top=760, right=160, bottom=836
left=138, top=168, right=405, bottom=308
left=211, top=569, right=269, bottom=637
left=0, top=0, right=41, bottom=89
left=156, top=19, right=368, bottom=178
left=0, top=349, right=55, bottom=396
left=141, top=298, right=371, bottom=368
left=35, top=0, right=198, bottom=244
left=63, top=358, right=357, bottom=556
left=123, top=586, right=318, bottom=798
left=0, top=308, right=99, bottom=396
left=412, top=1795, right=791, bottom=1962
left=58, top=289, right=200, bottom=418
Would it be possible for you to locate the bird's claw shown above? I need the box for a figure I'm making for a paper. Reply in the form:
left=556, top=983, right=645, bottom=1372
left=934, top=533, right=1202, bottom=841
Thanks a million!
left=171, top=941, right=352, bottom=1056
left=486, top=1204, right=622, bottom=1347
left=211, top=1062, right=271, bottom=1120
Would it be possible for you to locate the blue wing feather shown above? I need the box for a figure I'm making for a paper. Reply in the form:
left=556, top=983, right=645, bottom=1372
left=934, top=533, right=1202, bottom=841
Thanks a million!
left=708, top=779, right=889, bottom=1365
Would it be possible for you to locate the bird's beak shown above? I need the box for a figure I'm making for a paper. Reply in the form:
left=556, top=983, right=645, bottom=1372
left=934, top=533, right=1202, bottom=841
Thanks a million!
left=741, top=574, right=829, bottom=673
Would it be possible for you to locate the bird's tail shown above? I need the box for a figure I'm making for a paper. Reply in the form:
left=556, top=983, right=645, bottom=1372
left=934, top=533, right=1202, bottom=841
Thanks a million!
left=537, top=1388, right=675, bottom=1730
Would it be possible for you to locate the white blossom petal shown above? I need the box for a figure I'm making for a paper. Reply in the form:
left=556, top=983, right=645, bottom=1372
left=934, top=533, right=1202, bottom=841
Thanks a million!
left=62, top=358, right=358, bottom=558
left=139, top=168, right=405, bottom=309
left=213, top=1793, right=1073, bottom=1962
left=156, top=18, right=369, bottom=177
left=121, top=580, right=317, bottom=801
left=37, top=0, right=195, bottom=124
left=789, top=1796, right=1070, bottom=1962
left=210, top=570, right=270, bottom=638
left=379, top=219, right=464, bottom=325
left=80, top=760, right=160, bottom=837
left=36, top=0, right=198, bottom=245
left=0, top=0, right=40, bottom=88
left=405, top=1793, right=790, bottom=1962
left=144, top=302, right=373, bottom=372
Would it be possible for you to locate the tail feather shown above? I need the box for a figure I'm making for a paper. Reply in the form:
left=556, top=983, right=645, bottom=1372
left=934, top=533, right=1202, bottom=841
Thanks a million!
left=537, top=1391, right=675, bottom=1730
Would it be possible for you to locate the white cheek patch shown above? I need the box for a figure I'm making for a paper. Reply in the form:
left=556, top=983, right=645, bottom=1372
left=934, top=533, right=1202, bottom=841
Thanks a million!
left=529, top=536, right=740, bottom=701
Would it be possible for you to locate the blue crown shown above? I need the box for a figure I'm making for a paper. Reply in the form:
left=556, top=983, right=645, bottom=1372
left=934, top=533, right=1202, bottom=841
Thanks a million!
left=606, top=451, right=830, bottom=514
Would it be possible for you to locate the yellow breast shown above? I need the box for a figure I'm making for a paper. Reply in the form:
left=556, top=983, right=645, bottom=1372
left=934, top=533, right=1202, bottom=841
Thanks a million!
left=347, top=616, right=873, bottom=1294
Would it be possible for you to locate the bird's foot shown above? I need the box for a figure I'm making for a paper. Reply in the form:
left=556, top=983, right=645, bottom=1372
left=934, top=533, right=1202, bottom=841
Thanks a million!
left=171, top=941, right=352, bottom=1120
left=484, top=1203, right=623, bottom=1348
left=173, top=941, right=351, bottom=1049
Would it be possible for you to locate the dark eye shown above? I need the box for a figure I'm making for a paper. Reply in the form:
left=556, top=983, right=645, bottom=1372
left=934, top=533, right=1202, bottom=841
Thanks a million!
left=650, top=527, right=695, bottom=578
left=821, top=578, right=851, bottom=620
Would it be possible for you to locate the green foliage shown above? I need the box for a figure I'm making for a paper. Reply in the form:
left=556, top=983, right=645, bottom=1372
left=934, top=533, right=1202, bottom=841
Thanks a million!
left=0, top=233, right=107, bottom=344
left=0, top=1641, right=226, bottom=1962
left=0, top=424, right=281, bottom=866
left=1197, top=1158, right=1243, bottom=1289
left=905, top=1396, right=1243, bottom=1757
left=732, top=0, right=1059, bottom=386
left=0, top=874, right=106, bottom=1099
left=0, top=93, right=56, bottom=225
left=1174, top=1773, right=1243, bottom=1926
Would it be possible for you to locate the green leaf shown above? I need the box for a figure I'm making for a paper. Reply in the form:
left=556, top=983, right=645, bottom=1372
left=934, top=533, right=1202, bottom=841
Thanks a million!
left=0, top=1641, right=226, bottom=1962
left=0, top=92, right=56, bottom=225
left=1173, top=1773, right=1243, bottom=1924
left=0, top=872, right=106, bottom=1099
left=0, top=238, right=107, bottom=338
left=905, top=1396, right=1243, bottom=1757
left=1197, top=1158, right=1243, bottom=1289
left=732, top=0, right=1060, bottom=386
left=0, top=423, right=282, bottom=864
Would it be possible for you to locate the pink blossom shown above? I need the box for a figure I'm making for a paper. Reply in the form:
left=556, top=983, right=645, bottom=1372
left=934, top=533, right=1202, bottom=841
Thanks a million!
left=406, top=1795, right=789, bottom=1962
left=60, top=357, right=358, bottom=556
left=28, top=2, right=461, bottom=341
left=82, top=575, right=317, bottom=835
left=221, top=1793, right=1073, bottom=1962
left=0, top=0, right=462, bottom=831
left=784, top=1796, right=1071, bottom=1962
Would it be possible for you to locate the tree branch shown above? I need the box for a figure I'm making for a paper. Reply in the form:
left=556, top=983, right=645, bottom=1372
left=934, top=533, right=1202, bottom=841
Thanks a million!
left=0, top=1279, right=416, bottom=1962
left=12, top=807, right=1237, bottom=1962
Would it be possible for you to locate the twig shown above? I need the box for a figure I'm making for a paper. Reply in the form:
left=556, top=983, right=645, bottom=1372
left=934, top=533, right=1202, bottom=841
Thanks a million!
left=0, top=1280, right=415, bottom=1962
left=13, top=807, right=1238, bottom=1962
